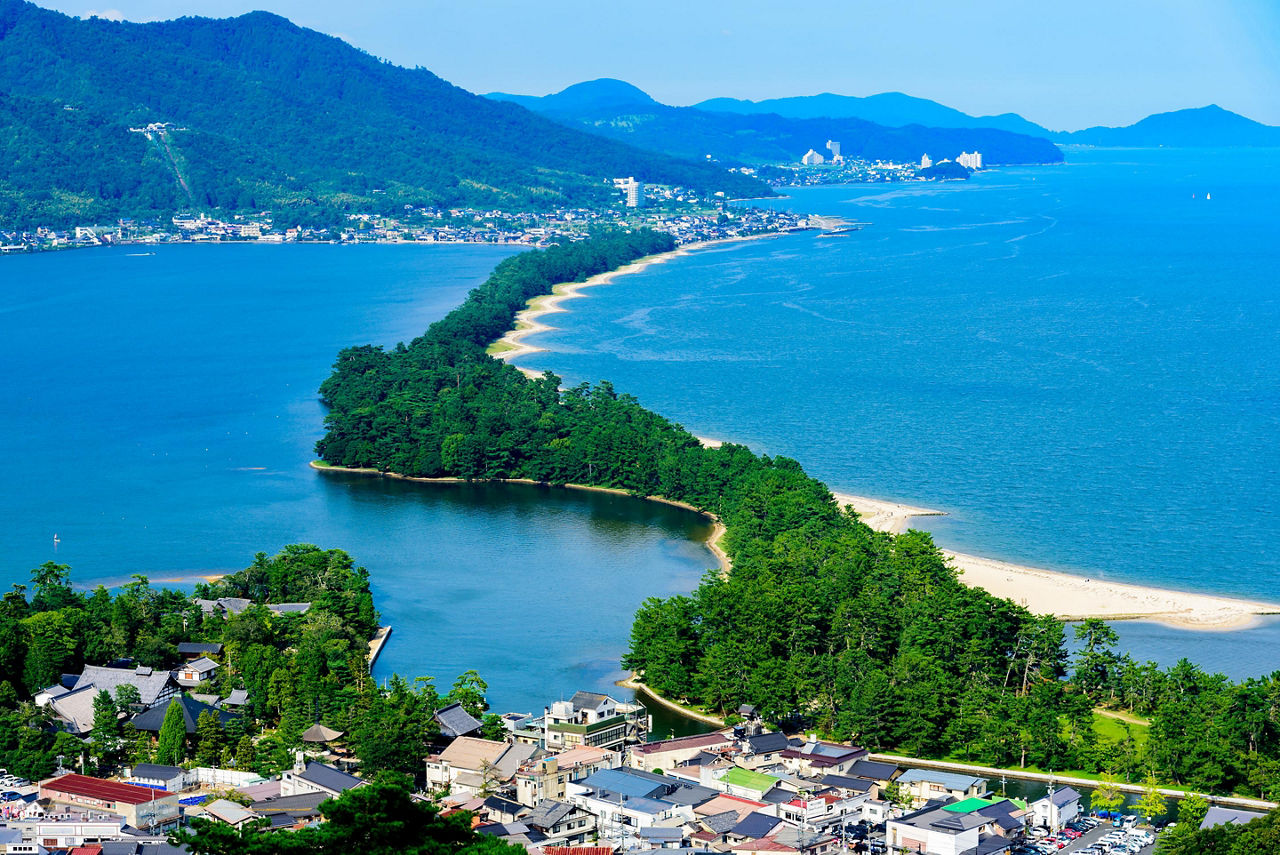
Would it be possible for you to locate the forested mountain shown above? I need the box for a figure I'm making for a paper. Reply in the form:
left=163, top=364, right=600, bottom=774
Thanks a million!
left=1058, top=105, right=1280, bottom=147
left=0, top=1, right=765, bottom=228
left=484, top=79, right=1063, bottom=166
left=694, top=91, right=1054, bottom=138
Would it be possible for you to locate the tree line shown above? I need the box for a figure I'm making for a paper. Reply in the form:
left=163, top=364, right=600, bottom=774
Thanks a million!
left=314, top=230, right=1280, bottom=802
left=0, top=545, right=501, bottom=782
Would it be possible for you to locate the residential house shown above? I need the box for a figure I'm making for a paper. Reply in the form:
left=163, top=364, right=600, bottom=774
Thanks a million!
left=279, top=757, right=365, bottom=798
left=885, top=797, right=1021, bottom=855
left=637, top=826, right=687, bottom=848
left=778, top=741, right=868, bottom=777
left=250, top=792, right=329, bottom=829
left=895, top=770, right=988, bottom=808
left=740, top=732, right=792, bottom=769
left=3, top=809, right=132, bottom=849
left=521, top=799, right=597, bottom=845
left=515, top=746, right=620, bottom=806
left=172, top=657, right=218, bottom=688
left=846, top=760, right=900, bottom=789
left=199, top=799, right=259, bottom=829
left=566, top=767, right=716, bottom=832
left=1029, top=787, right=1080, bottom=831
left=629, top=732, right=734, bottom=773
left=39, top=774, right=181, bottom=831
left=424, top=736, right=541, bottom=796
left=126, top=765, right=187, bottom=792
left=777, top=790, right=866, bottom=831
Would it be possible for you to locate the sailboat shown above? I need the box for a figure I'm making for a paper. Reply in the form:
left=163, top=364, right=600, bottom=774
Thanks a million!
left=53, top=533, right=60, bottom=546
left=1206, top=192, right=1212, bottom=201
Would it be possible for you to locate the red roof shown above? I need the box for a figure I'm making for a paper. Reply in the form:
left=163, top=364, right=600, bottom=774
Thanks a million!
left=543, top=848, right=615, bottom=855
left=44, top=773, right=167, bottom=806
left=69, top=847, right=103, bottom=855
left=633, top=732, right=731, bottom=754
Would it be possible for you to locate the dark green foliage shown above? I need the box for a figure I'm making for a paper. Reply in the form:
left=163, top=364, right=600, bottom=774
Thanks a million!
left=0, top=0, right=766, bottom=228
left=1156, top=807, right=1280, bottom=855
left=315, top=231, right=1280, bottom=798
left=174, top=777, right=525, bottom=855
left=155, top=699, right=187, bottom=765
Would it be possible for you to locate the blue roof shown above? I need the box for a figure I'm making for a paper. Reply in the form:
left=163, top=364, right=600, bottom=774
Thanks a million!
left=578, top=768, right=665, bottom=800
left=732, top=812, right=782, bottom=839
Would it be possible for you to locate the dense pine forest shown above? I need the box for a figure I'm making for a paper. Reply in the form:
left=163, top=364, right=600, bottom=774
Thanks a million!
left=0, top=0, right=765, bottom=228
left=315, top=230, right=1280, bottom=802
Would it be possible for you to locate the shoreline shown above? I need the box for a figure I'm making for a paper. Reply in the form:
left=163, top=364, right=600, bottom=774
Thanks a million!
left=311, top=461, right=1280, bottom=631
left=479, top=232, right=1280, bottom=633
left=487, top=232, right=787, bottom=363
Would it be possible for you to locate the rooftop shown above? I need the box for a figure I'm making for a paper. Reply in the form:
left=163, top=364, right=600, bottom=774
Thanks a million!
left=896, top=769, right=987, bottom=791
left=44, top=773, right=172, bottom=806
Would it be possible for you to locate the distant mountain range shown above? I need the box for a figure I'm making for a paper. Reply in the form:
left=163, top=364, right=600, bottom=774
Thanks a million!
left=693, top=92, right=1280, bottom=148
left=487, top=80, right=1063, bottom=167
left=495, top=82, right=1280, bottom=149
left=0, top=1, right=765, bottom=229
left=693, top=91, right=1052, bottom=138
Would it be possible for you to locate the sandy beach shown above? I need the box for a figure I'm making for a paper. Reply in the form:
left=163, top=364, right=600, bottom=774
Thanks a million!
left=828, top=490, right=1280, bottom=630
left=489, top=233, right=785, bottom=364
left=454, top=235, right=1279, bottom=633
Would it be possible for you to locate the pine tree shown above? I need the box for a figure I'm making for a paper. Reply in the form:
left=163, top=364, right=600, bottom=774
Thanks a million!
left=234, top=735, right=256, bottom=771
left=194, top=710, right=223, bottom=767
left=154, top=700, right=187, bottom=766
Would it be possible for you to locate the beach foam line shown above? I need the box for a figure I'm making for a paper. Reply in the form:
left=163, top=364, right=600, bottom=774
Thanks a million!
left=489, top=233, right=785, bottom=363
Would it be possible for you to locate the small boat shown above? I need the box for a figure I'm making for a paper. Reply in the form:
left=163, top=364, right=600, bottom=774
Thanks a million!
left=1206, top=192, right=1212, bottom=201
left=53, top=533, right=60, bottom=545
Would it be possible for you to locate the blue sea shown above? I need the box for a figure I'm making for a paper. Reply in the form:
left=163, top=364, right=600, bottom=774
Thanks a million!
left=512, top=148, right=1280, bottom=678
left=3, top=147, right=1277, bottom=703
left=0, top=243, right=716, bottom=718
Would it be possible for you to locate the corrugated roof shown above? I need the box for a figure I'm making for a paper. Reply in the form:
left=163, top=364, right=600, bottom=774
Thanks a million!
left=730, top=811, right=781, bottom=839
left=896, top=769, right=986, bottom=791
left=635, top=733, right=731, bottom=755
left=45, top=773, right=169, bottom=806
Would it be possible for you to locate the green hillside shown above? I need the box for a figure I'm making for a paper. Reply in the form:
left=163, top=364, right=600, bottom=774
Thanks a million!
left=0, top=1, right=767, bottom=228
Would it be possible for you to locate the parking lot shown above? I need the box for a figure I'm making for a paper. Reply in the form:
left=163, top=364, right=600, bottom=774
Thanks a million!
left=1013, top=817, right=1157, bottom=855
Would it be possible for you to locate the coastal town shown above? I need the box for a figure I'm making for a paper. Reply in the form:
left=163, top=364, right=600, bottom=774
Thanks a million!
left=7, top=652, right=1266, bottom=855
left=0, top=152, right=958, bottom=255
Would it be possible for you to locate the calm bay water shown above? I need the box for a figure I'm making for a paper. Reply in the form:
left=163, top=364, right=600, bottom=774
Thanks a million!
left=0, top=243, right=717, bottom=717
left=513, top=148, right=1280, bottom=678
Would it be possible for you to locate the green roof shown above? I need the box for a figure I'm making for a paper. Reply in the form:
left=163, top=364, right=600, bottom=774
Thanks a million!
left=722, top=767, right=779, bottom=793
left=940, top=796, right=1028, bottom=814
left=943, top=797, right=1000, bottom=813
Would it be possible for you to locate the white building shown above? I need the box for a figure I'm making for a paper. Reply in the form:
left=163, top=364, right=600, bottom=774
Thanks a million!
left=956, top=151, right=983, bottom=169
left=826, top=140, right=842, bottom=160
left=801, top=149, right=825, bottom=166
left=920, top=154, right=933, bottom=169
left=1029, top=786, right=1081, bottom=831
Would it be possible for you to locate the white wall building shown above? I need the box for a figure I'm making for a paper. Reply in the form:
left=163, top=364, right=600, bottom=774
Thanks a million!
left=920, top=154, right=933, bottom=169
left=801, top=149, right=825, bottom=166
left=956, top=151, right=983, bottom=169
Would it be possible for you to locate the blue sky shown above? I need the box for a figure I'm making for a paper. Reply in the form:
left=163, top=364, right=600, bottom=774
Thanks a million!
left=39, top=0, right=1280, bottom=130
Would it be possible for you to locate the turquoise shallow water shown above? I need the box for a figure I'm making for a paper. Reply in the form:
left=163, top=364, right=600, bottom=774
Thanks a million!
left=513, top=148, right=1280, bottom=677
left=0, top=243, right=717, bottom=716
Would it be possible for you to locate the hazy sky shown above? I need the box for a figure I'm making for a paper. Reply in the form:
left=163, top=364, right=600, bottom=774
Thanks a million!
left=38, top=0, right=1280, bottom=129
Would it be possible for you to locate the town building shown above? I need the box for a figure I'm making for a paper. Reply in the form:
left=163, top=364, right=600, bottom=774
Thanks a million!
left=920, top=154, right=933, bottom=169
left=1028, top=786, right=1080, bottom=831
left=125, top=764, right=187, bottom=792
left=131, top=695, right=237, bottom=735
left=425, top=736, right=541, bottom=796
left=73, top=665, right=179, bottom=710
left=540, top=692, right=650, bottom=751
left=39, top=774, right=181, bottom=831
left=885, top=796, right=1022, bottom=855
left=173, top=656, right=218, bottom=687
left=778, top=740, right=868, bottom=777
left=629, top=732, right=734, bottom=773
left=801, top=150, right=825, bottom=166
left=895, top=769, right=987, bottom=807
left=956, top=151, right=983, bottom=169
left=515, top=746, right=620, bottom=806
left=279, top=757, right=365, bottom=799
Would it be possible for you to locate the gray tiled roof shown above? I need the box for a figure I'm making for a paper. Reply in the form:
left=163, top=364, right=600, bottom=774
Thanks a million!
left=436, top=703, right=483, bottom=738
left=702, top=810, right=741, bottom=834
left=299, top=760, right=364, bottom=794
left=131, top=764, right=183, bottom=781
left=523, top=799, right=574, bottom=829
left=848, top=759, right=899, bottom=781
left=76, top=665, right=177, bottom=707
left=177, top=642, right=223, bottom=655
left=745, top=732, right=790, bottom=754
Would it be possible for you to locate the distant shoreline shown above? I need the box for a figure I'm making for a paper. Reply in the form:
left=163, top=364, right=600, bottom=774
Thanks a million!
left=485, top=240, right=1280, bottom=633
